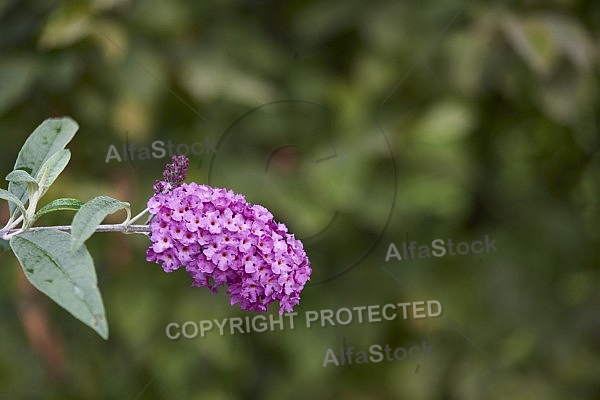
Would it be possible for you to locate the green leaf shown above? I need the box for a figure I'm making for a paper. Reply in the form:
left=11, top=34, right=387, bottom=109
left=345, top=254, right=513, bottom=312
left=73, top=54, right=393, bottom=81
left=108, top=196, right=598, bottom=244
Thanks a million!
left=34, top=198, right=84, bottom=221
left=0, top=188, right=27, bottom=217
left=35, top=149, right=71, bottom=195
left=9, top=230, right=108, bottom=339
left=39, top=5, right=92, bottom=50
left=8, top=117, right=78, bottom=215
left=71, top=196, right=130, bottom=251
left=5, top=170, right=37, bottom=184
left=0, top=56, right=38, bottom=116
left=0, top=238, right=9, bottom=252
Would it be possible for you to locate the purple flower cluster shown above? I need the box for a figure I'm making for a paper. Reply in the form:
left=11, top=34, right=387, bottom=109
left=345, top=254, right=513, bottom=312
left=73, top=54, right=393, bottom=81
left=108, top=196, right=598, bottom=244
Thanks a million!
left=146, top=182, right=311, bottom=313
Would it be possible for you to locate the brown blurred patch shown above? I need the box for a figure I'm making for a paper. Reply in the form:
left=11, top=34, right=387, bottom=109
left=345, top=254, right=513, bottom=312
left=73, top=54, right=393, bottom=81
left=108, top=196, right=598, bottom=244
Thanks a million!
left=16, top=269, right=68, bottom=383
left=266, top=145, right=303, bottom=177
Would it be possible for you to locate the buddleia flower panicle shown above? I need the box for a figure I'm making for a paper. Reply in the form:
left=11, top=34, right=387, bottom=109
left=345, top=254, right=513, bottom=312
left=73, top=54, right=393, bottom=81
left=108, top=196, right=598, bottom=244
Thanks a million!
left=146, top=156, right=311, bottom=313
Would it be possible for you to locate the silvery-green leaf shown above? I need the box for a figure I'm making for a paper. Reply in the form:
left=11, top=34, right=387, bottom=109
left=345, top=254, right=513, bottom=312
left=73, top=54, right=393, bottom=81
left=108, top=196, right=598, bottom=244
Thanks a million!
left=10, top=230, right=108, bottom=339
left=0, top=188, right=27, bottom=217
left=34, top=198, right=84, bottom=221
left=35, top=149, right=71, bottom=195
left=71, top=196, right=130, bottom=251
left=8, top=117, right=78, bottom=215
left=5, top=169, right=37, bottom=184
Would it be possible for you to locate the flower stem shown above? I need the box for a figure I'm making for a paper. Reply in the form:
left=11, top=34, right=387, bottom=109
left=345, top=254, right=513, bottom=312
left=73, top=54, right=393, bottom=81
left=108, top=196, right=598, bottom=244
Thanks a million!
left=2, top=215, right=23, bottom=231
left=127, top=208, right=149, bottom=225
left=1, top=224, right=151, bottom=238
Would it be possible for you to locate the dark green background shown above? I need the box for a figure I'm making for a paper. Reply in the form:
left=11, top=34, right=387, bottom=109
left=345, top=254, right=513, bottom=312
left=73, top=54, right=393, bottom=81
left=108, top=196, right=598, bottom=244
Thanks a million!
left=1, top=0, right=599, bottom=398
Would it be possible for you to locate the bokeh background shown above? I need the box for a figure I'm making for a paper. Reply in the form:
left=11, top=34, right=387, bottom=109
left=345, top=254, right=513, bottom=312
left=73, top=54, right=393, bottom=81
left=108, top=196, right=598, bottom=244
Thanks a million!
left=1, top=0, right=599, bottom=399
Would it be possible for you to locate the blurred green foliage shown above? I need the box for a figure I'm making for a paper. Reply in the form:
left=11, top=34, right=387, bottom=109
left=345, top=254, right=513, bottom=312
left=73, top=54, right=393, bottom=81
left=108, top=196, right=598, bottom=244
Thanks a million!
left=1, top=0, right=599, bottom=399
